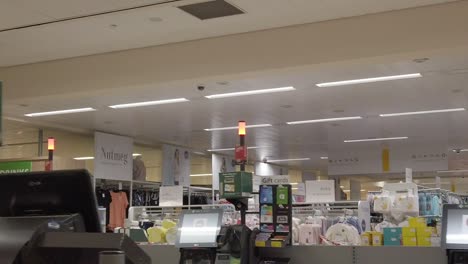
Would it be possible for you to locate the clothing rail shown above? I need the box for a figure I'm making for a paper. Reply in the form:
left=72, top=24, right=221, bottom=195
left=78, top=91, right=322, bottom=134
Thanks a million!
left=128, top=204, right=236, bottom=222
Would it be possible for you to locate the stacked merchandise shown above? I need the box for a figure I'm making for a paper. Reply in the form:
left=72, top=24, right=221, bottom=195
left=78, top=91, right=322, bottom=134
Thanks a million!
left=291, top=203, right=365, bottom=246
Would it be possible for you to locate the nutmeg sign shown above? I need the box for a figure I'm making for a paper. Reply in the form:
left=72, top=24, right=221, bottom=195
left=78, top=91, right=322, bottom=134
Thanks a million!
left=94, top=132, right=133, bottom=180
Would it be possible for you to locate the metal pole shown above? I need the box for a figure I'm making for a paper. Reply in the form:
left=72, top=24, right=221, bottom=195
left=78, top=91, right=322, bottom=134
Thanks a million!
left=240, top=135, right=245, bottom=172
left=99, top=251, right=125, bottom=264
left=38, top=129, right=43, bottom=156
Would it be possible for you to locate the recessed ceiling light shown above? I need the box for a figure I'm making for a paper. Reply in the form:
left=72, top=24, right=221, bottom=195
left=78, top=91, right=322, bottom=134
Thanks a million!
left=344, top=137, right=408, bottom=143
left=74, top=157, right=94, bottom=160
left=109, top=98, right=189, bottom=109
left=360, top=189, right=367, bottom=192
left=148, top=17, right=163, bottom=22
left=453, top=149, right=468, bottom=153
left=204, top=124, right=272, bottom=131
left=133, top=153, right=142, bottom=157
left=190, top=173, right=212, bottom=177
left=286, top=116, right=362, bottom=125
left=267, top=158, right=310, bottom=162
left=205, top=86, right=295, bottom=99
left=340, top=185, right=345, bottom=188
left=413, top=58, right=429, bottom=63
left=207, top=146, right=259, bottom=152
left=292, top=187, right=299, bottom=190
left=316, top=73, right=422, bottom=87
left=25, top=107, right=96, bottom=117
left=380, top=108, right=465, bottom=117
left=320, top=157, right=328, bottom=160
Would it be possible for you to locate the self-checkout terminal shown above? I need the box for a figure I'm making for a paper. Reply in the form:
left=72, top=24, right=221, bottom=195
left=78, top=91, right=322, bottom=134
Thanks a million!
left=442, top=204, right=468, bottom=264
left=0, top=169, right=150, bottom=264
left=175, top=195, right=255, bottom=264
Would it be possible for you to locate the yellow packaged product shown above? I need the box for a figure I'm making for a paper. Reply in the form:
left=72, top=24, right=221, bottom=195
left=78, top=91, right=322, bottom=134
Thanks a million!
left=402, top=227, right=417, bottom=237
left=408, top=217, right=426, bottom=228
left=361, top=232, right=372, bottom=246
left=402, top=236, right=417, bottom=246
left=371, top=232, right=383, bottom=246
left=417, top=236, right=431, bottom=247
left=417, top=227, right=434, bottom=237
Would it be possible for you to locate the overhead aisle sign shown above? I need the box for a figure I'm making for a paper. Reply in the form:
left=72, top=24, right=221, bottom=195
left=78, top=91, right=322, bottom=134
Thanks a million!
left=0, top=161, right=32, bottom=174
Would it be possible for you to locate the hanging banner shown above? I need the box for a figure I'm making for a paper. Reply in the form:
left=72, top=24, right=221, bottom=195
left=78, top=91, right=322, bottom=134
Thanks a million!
left=162, top=144, right=191, bottom=187
left=94, top=132, right=133, bottom=180
left=0, top=161, right=32, bottom=174
left=212, top=154, right=235, bottom=190
left=305, top=180, right=335, bottom=203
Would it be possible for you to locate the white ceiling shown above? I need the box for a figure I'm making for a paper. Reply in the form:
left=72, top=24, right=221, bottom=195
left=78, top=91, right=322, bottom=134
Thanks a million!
left=0, top=0, right=457, bottom=66
left=4, top=51, right=468, bottom=171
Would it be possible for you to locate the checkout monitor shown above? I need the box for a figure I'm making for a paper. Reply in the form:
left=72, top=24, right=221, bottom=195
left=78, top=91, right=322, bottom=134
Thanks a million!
left=175, top=209, right=223, bottom=248
left=0, top=169, right=100, bottom=232
left=442, top=204, right=468, bottom=250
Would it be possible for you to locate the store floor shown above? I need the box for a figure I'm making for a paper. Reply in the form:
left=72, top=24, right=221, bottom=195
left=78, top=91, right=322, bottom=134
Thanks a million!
left=140, top=245, right=447, bottom=264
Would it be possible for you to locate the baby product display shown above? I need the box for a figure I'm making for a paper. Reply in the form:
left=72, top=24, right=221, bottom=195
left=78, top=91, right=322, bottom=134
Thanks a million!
left=291, top=202, right=367, bottom=246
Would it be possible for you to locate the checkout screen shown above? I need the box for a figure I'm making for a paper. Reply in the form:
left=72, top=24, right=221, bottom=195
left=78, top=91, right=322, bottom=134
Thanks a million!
left=446, top=209, right=468, bottom=244
left=179, top=213, right=220, bottom=245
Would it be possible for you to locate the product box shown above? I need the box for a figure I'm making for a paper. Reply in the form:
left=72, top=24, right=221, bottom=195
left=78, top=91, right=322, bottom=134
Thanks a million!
left=384, top=237, right=401, bottom=246
left=219, top=172, right=253, bottom=198
left=361, top=232, right=372, bottom=246
left=409, top=217, right=426, bottom=228
left=402, top=227, right=417, bottom=237
left=431, top=237, right=441, bottom=247
left=383, top=227, right=402, bottom=241
left=417, top=227, right=434, bottom=237
left=371, top=232, right=383, bottom=246
left=402, top=236, right=418, bottom=246
left=417, top=236, right=431, bottom=247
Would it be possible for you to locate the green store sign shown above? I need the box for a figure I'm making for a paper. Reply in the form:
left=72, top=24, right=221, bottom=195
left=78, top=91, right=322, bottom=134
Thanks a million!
left=0, top=161, right=32, bottom=174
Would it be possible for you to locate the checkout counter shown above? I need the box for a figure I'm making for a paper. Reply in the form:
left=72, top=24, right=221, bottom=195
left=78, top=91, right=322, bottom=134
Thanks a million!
left=0, top=170, right=150, bottom=264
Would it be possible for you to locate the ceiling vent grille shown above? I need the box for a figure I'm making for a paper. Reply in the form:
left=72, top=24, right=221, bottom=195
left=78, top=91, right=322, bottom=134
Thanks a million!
left=178, top=0, right=244, bottom=20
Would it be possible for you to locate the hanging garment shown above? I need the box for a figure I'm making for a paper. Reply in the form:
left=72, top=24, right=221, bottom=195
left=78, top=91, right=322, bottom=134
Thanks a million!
left=298, top=224, right=322, bottom=245
left=96, top=188, right=112, bottom=226
left=325, top=223, right=361, bottom=246
left=109, top=191, right=129, bottom=230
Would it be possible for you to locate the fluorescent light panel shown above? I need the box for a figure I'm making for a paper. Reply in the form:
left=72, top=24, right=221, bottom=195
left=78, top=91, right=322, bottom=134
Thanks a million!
left=25, top=107, right=96, bottom=117
left=190, top=174, right=212, bottom=177
left=74, top=157, right=94, bottom=160
left=316, top=73, right=422, bottom=87
left=207, top=146, right=259, bottom=152
left=320, top=157, right=329, bottom=160
left=205, top=86, right=295, bottom=99
left=344, top=137, right=408, bottom=143
left=133, top=153, right=142, bottom=157
left=287, top=116, right=362, bottom=125
left=268, top=158, right=310, bottom=162
left=380, top=108, right=465, bottom=117
left=205, top=124, right=272, bottom=131
left=109, top=98, right=189, bottom=109
left=437, top=169, right=468, bottom=173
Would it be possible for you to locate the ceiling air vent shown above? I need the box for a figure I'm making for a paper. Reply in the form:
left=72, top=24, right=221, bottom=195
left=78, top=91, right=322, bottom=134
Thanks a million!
left=178, top=0, right=244, bottom=20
